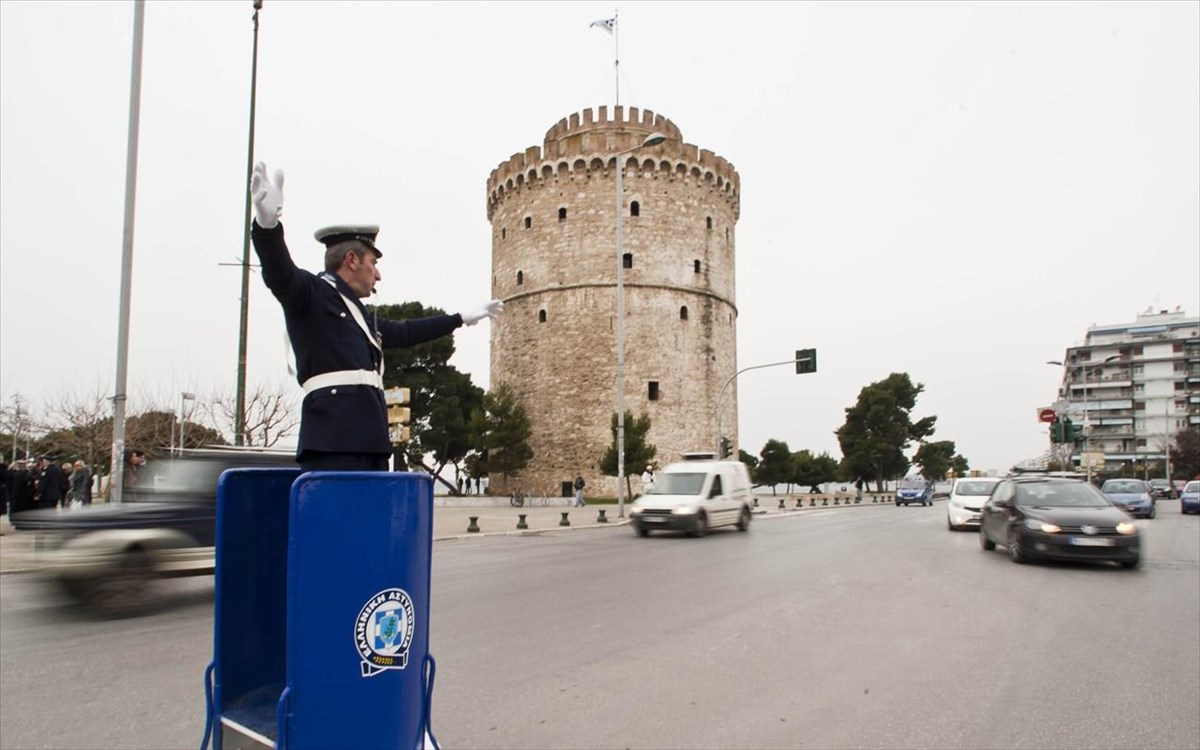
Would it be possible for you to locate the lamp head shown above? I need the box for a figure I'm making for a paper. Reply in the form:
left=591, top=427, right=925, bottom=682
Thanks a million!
left=641, top=132, right=667, bottom=148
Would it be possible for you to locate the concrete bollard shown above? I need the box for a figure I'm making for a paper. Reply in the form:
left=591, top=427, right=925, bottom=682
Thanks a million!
left=467, top=516, right=480, bottom=533
left=834, top=498, right=840, bottom=505
left=516, top=514, right=528, bottom=530
left=810, top=498, right=816, bottom=507
left=779, top=499, right=785, bottom=509
left=822, top=498, right=829, bottom=506
left=753, top=497, right=759, bottom=508
left=795, top=498, right=803, bottom=509
left=559, top=512, right=571, bottom=527
left=597, top=509, right=608, bottom=523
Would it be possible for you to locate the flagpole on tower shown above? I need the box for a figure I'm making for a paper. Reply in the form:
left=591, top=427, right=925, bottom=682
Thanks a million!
left=614, top=8, right=619, bottom=108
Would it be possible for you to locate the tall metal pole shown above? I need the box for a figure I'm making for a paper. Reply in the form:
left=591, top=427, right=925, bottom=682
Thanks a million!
left=110, top=0, right=146, bottom=505
left=235, top=0, right=263, bottom=446
left=615, top=152, right=626, bottom=519
left=1082, top=364, right=1092, bottom=484
left=10, top=397, right=19, bottom=463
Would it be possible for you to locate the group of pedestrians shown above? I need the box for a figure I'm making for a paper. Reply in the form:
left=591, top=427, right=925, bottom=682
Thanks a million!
left=0, top=456, right=94, bottom=523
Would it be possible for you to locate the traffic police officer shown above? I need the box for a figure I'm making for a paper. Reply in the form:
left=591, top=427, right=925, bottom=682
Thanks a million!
left=250, top=162, right=502, bottom=472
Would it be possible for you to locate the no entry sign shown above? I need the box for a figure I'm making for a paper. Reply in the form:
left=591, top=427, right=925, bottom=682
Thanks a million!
left=1038, top=408, right=1057, bottom=423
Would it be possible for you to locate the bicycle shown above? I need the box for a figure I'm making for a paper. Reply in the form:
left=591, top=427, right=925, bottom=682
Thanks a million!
left=509, top=488, right=526, bottom=508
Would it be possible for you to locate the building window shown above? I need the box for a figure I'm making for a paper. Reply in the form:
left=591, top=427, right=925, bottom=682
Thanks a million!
left=524, top=216, right=532, bottom=229
left=1136, top=438, right=1147, bottom=447
left=1174, top=343, right=1184, bottom=352
left=558, top=207, right=567, bottom=222
left=623, top=253, right=632, bottom=269
left=630, top=201, right=640, bottom=217
left=1175, top=362, right=1187, bottom=372
left=693, top=259, right=701, bottom=273
left=538, top=309, right=547, bottom=323
left=706, top=216, right=713, bottom=230
left=1134, top=401, right=1145, bottom=412
left=680, top=306, right=689, bottom=321
left=501, top=228, right=506, bottom=240
left=516, top=270, right=523, bottom=286
left=648, top=381, right=659, bottom=401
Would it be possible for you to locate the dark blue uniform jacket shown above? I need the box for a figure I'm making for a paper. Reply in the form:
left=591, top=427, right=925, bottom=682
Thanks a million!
left=251, top=222, right=462, bottom=457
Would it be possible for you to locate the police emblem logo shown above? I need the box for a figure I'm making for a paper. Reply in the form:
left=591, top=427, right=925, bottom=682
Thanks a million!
left=354, top=588, right=415, bottom=677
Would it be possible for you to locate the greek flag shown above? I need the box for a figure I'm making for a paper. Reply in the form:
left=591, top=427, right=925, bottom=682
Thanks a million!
left=590, top=17, right=615, bottom=34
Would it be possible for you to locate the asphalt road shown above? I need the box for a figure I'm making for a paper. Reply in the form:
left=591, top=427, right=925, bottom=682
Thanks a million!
left=1, top=500, right=1197, bottom=750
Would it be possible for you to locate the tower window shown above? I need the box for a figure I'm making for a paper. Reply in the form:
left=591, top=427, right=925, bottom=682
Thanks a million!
left=630, top=201, right=640, bottom=217
left=680, top=306, right=689, bottom=321
left=706, top=216, right=713, bottom=229
left=524, top=216, right=532, bottom=229
left=693, top=259, right=701, bottom=273
left=538, top=309, right=547, bottom=323
left=516, top=270, right=523, bottom=286
left=501, top=228, right=506, bottom=240
left=558, top=207, right=567, bottom=222
left=648, top=381, right=660, bottom=401
left=623, top=253, right=632, bottom=269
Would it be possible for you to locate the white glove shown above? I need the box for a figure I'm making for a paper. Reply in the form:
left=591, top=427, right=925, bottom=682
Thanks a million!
left=461, top=299, right=504, bottom=326
left=250, top=161, right=284, bottom=229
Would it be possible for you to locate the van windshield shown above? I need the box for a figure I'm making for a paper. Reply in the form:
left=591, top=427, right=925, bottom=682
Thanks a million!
left=650, top=473, right=706, bottom=496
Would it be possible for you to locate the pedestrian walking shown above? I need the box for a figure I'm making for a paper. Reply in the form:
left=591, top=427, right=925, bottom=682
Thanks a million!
left=573, top=474, right=586, bottom=507
left=9, top=460, right=35, bottom=516
left=249, top=162, right=504, bottom=473
left=855, top=476, right=865, bottom=503
left=641, top=467, right=655, bottom=495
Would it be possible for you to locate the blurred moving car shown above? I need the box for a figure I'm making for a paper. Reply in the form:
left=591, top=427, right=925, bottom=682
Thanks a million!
left=946, top=476, right=1002, bottom=530
left=629, top=460, right=753, bottom=537
left=895, top=478, right=933, bottom=507
left=979, top=476, right=1141, bottom=568
left=1148, top=478, right=1176, bottom=500
left=1180, top=481, right=1200, bottom=515
left=10, top=447, right=295, bottom=615
left=1099, top=478, right=1157, bottom=519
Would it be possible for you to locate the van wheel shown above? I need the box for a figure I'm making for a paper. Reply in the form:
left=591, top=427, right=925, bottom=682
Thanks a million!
left=635, top=525, right=649, bottom=537
left=81, top=548, right=155, bottom=617
left=691, top=512, right=708, bottom=538
left=736, top=507, right=750, bottom=531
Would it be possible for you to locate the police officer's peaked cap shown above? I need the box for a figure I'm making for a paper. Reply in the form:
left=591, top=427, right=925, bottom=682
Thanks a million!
left=314, top=225, right=383, bottom=257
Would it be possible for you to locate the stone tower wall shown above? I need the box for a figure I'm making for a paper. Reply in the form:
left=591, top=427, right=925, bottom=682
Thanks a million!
left=486, top=106, right=740, bottom=497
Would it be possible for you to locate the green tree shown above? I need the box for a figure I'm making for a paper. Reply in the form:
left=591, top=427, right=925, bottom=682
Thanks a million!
left=754, top=439, right=794, bottom=493
left=913, top=440, right=967, bottom=482
left=950, top=454, right=970, bottom=477
left=468, top=383, right=533, bottom=490
left=1169, top=427, right=1200, bottom=479
left=738, top=449, right=759, bottom=473
left=836, top=373, right=936, bottom=490
left=375, top=301, right=485, bottom=491
left=600, top=411, right=658, bottom=499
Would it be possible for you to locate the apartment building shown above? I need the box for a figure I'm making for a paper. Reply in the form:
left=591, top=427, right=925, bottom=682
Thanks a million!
left=1052, top=307, right=1200, bottom=472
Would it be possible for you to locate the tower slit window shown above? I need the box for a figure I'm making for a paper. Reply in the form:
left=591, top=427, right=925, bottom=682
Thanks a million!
left=558, top=207, right=567, bottom=222
left=623, top=253, right=633, bottom=269
left=524, top=216, right=532, bottom=229
left=648, top=381, right=660, bottom=401
left=516, top=270, right=523, bottom=286
left=693, top=259, right=701, bottom=273
left=538, top=309, right=547, bottom=323
left=706, top=216, right=713, bottom=230
left=630, top=201, right=640, bottom=217
left=680, top=306, right=689, bottom=321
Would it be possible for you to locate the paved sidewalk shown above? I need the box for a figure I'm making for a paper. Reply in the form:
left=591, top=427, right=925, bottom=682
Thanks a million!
left=0, top=494, right=907, bottom=574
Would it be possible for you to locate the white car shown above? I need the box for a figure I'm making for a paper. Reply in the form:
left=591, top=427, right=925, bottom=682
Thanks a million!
left=946, top=477, right=1002, bottom=530
left=630, top=460, right=753, bottom=537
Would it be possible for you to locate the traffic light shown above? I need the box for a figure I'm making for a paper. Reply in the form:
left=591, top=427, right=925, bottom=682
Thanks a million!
left=1066, top=419, right=1084, bottom=445
left=1050, top=418, right=1065, bottom=443
left=795, top=348, right=817, bottom=374
left=720, top=436, right=733, bottom=458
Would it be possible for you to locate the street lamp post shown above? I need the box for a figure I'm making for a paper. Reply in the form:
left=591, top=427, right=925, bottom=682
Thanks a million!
left=1048, top=354, right=1120, bottom=482
left=614, top=132, right=666, bottom=519
left=178, top=392, right=196, bottom=453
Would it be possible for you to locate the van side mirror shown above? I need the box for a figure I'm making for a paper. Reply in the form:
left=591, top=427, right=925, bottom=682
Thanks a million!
left=992, top=498, right=1011, bottom=509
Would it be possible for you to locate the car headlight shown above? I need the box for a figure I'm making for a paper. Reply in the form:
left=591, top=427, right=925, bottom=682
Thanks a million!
left=1023, top=518, right=1060, bottom=533
left=672, top=506, right=697, bottom=515
left=1116, top=521, right=1138, bottom=535
left=629, top=506, right=643, bottom=515
left=1140, top=494, right=1152, bottom=502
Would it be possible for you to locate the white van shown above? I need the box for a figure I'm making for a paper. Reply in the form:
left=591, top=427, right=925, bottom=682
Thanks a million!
left=629, top=460, right=753, bottom=537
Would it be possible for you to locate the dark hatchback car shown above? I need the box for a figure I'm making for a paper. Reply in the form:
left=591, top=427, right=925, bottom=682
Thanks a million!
left=11, top=447, right=295, bottom=614
left=979, top=477, right=1141, bottom=568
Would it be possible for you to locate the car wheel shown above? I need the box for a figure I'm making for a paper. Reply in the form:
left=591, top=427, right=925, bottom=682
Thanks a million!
left=1148, top=504, right=1157, bottom=520
left=1007, top=528, right=1028, bottom=564
left=980, top=527, right=995, bottom=550
left=1120, top=556, right=1141, bottom=570
left=82, top=547, right=156, bottom=617
left=691, top=512, right=708, bottom=538
left=635, top=525, right=649, bottom=537
left=895, top=499, right=901, bottom=506
left=736, top=507, right=750, bottom=532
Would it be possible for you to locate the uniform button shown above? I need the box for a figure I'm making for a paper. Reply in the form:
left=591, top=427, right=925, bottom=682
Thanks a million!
left=331, top=388, right=338, bottom=395
left=340, top=312, right=347, bottom=318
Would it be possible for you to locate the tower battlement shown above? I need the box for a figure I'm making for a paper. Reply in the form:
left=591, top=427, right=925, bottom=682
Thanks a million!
left=486, top=106, right=740, bottom=220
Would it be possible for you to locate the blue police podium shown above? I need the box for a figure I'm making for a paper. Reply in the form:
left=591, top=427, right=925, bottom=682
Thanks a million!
left=202, top=469, right=439, bottom=750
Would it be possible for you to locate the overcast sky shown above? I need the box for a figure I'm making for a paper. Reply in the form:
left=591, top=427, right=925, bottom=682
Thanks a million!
left=2, top=1, right=1197, bottom=472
